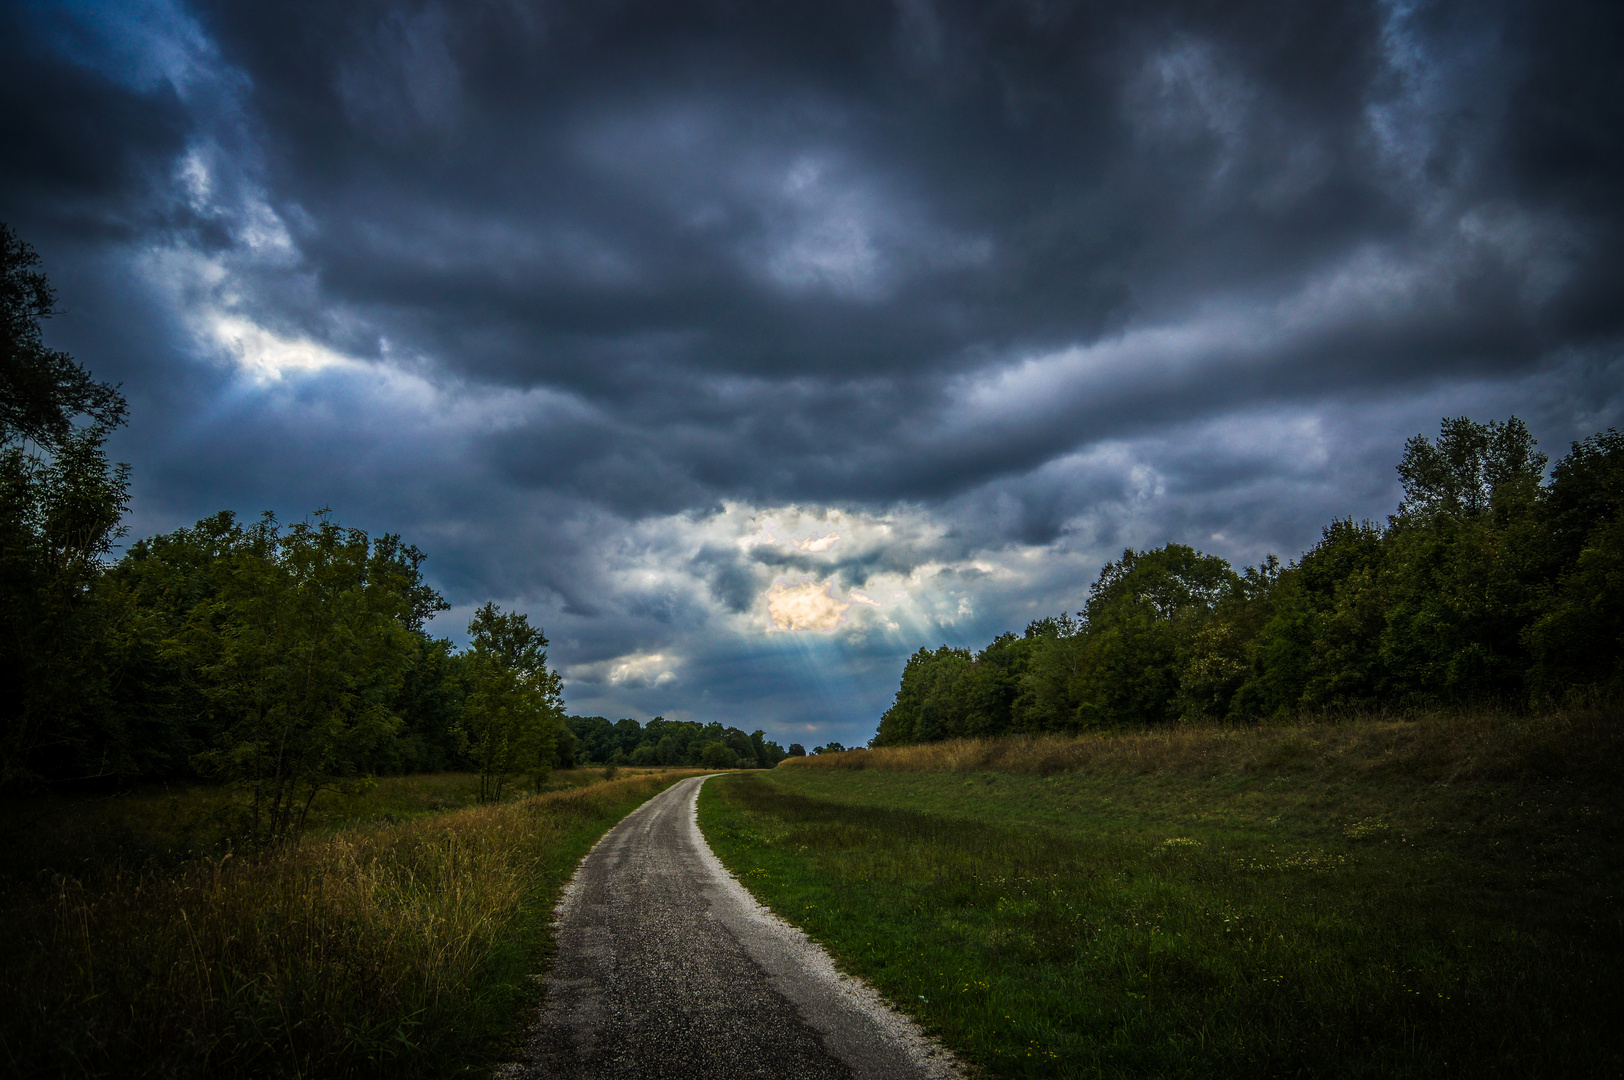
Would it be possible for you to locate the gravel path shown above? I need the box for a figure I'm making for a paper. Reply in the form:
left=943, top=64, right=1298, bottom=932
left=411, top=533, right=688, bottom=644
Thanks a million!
left=498, top=774, right=963, bottom=1080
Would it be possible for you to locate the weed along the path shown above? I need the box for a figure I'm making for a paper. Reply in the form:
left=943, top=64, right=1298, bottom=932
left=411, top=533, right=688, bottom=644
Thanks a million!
left=697, top=710, right=1624, bottom=1079
left=0, top=769, right=704, bottom=1079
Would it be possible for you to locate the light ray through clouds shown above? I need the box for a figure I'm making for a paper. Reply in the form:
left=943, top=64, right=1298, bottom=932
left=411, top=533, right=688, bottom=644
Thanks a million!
left=6, top=0, right=1622, bottom=747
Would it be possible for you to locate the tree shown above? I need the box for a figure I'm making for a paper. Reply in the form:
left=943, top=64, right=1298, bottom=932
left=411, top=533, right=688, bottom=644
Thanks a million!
left=874, top=645, right=972, bottom=745
left=722, top=725, right=759, bottom=767
left=1396, top=416, right=1546, bottom=521
left=1542, top=429, right=1624, bottom=566
left=0, top=223, right=131, bottom=791
left=1525, top=431, right=1624, bottom=700
left=188, top=513, right=422, bottom=844
left=455, top=603, right=564, bottom=802
left=1231, top=520, right=1388, bottom=717
left=0, top=427, right=131, bottom=787
left=1068, top=545, right=1242, bottom=727
left=786, top=743, right=806, bottom=757
left=750, top=729, right=787, bottom=766
left=1, top=223, right=126, bottom=451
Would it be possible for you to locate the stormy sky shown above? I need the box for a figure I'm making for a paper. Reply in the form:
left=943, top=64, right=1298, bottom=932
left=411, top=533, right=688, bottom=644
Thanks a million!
left=4, top=0, right=1621, bottom=746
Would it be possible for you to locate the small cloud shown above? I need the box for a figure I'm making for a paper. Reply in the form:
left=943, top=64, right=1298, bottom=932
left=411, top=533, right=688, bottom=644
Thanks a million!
left=206, top=313, right=357, bottom=382
left=565, top=651, right=680, bottom=688
left=848, top=590, right=877, bottom=605
left=794, top=532, right=840, bottom=552
left=766, top=579, right=850, bottom=632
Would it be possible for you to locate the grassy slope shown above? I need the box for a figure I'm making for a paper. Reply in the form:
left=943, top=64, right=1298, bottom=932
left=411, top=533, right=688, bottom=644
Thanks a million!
left=698, top=712, right=1624, bottom=1079
left=0, top=769, right=702, bottom=1079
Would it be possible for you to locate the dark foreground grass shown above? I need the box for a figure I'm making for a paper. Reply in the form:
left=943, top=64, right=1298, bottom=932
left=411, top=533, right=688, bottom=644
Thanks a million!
left=698, top=711, right=1624, bottom=1079
left=0, top=769, right=703, bottom=1079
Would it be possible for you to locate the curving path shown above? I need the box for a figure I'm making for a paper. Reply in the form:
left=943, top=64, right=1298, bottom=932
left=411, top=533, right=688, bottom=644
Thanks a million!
left=498, top=774, right=962, bottom=1080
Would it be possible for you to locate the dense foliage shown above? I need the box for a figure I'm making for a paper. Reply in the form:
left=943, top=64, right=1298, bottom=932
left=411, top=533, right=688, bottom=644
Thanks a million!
left=564, top=714, right=787, bottom=770
left=876, top=417, right=1624, bottom=745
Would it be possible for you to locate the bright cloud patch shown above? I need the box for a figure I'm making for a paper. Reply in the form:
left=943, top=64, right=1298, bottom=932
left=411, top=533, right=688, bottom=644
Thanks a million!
left=794, top=532, right=840, bottom=552
left=566, top=651, right=680, bottom=688
left=207, top=314, right=358, bottom=382
left=766, top=579, right=851, bottom=631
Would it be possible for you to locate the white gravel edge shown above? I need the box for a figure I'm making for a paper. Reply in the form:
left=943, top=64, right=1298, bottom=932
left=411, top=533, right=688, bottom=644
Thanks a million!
left=686, top=775, right=968, bottom=1080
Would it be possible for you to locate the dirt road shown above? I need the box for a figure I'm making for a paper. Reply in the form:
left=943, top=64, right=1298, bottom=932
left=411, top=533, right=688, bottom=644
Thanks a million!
left=499, top=774, right=961, bottom=1080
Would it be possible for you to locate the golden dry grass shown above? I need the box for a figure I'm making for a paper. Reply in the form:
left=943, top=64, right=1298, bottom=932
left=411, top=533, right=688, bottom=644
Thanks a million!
left=781, top=706, right=1621, bottom=785
left=0, top=770, right=703, bottom=1079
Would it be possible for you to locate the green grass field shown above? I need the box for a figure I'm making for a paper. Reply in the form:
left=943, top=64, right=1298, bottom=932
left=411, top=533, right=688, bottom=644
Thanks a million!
left=0, top=768, right=701, bottom=1079
left=698, top=712, right=1624, bottom=1078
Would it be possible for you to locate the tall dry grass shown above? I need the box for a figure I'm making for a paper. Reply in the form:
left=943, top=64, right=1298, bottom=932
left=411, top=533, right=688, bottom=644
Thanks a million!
left=0, top=771, right=698, bottom=1079
left=783, top=705, right=1622, bottom=785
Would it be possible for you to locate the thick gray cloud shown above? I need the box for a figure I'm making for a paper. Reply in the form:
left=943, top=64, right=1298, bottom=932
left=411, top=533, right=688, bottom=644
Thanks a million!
left=4, top=0, right=1621, bottom=745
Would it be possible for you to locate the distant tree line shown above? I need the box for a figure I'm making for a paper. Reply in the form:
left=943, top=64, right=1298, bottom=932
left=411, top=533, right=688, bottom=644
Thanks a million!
left=875, top=416, right=1624, bottom=745
left=562, top=715, right=789, bottom=770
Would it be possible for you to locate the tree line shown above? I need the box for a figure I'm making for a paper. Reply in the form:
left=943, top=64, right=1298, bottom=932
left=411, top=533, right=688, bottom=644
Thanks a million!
left=0, top=222, right=759, bottom=840
left=562, top=715, right=795, bottom=770
left=875, top=415, right=1624, bottom=746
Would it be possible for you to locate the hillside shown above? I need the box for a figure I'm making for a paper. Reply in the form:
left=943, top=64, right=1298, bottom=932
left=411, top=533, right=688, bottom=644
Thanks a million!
left=701, top=707, right=1624, bottom=1078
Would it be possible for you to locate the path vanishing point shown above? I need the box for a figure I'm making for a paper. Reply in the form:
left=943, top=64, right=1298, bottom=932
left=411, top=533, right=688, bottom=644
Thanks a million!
left=497, top=774, right=964, bottom=1080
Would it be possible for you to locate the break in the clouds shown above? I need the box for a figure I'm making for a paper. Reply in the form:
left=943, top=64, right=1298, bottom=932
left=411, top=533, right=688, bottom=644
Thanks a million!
left=4, top=0, right=1621, bottom=746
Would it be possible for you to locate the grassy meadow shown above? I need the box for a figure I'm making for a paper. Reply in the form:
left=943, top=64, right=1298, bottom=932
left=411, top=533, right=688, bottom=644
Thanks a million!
left=0, top=768, right=701, bottom=1079
left=699, top=709, right=1624, bottom=1078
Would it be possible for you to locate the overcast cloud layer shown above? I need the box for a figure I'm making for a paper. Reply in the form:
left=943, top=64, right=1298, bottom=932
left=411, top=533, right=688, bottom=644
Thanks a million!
left=5, top=0, right=1621, bottom=745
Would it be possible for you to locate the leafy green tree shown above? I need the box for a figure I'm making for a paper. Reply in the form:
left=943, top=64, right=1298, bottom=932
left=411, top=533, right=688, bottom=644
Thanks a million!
left=0, top=428, right=131, bottom=787
left=1379, top=417, right=1549, bottom=704
left=1232, top=519, right=1388, bottom=717
left=959, top=633, right=1035, bottom=735
left=1175, top=556, right=1278, bottom=720
left=1068, top=545, right=1241, bottom=727
left=455, top=603, right=564, bottom=802
left=0, top=224, right=130, bottom=791
left=379, top=636, right=465, bottom=773
left=1011, top=614, right=1086, bottom=732
left=188, top=513, right=421, bottom=843
left=1396, top=416, right=1547, bottom=521
left=566, top=715, right=617, bottom=763
left=1525, top=431, right=1624, bottom=700
left=1, top=224, right=126, bottom=451
left=1525, top=509, right=1624, bottom=700
left=94, top=512, right=249, bottom=782
left=722, top=726, right=759, bottom=767
left=553, top=723, right=580, bottom=768
left=786, top=743, right=806, bottom=757
left=614, top=718, right=648, bottom=759
left=750, top=729, right=787, bottom=766
left=874, top=645, right=972, bottom=744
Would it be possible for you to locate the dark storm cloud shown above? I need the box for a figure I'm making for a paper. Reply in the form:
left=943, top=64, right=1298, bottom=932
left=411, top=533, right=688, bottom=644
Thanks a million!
left=5, top=0, right=1622, bottom=743
left=173, top=0, right=1619, bottom=496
